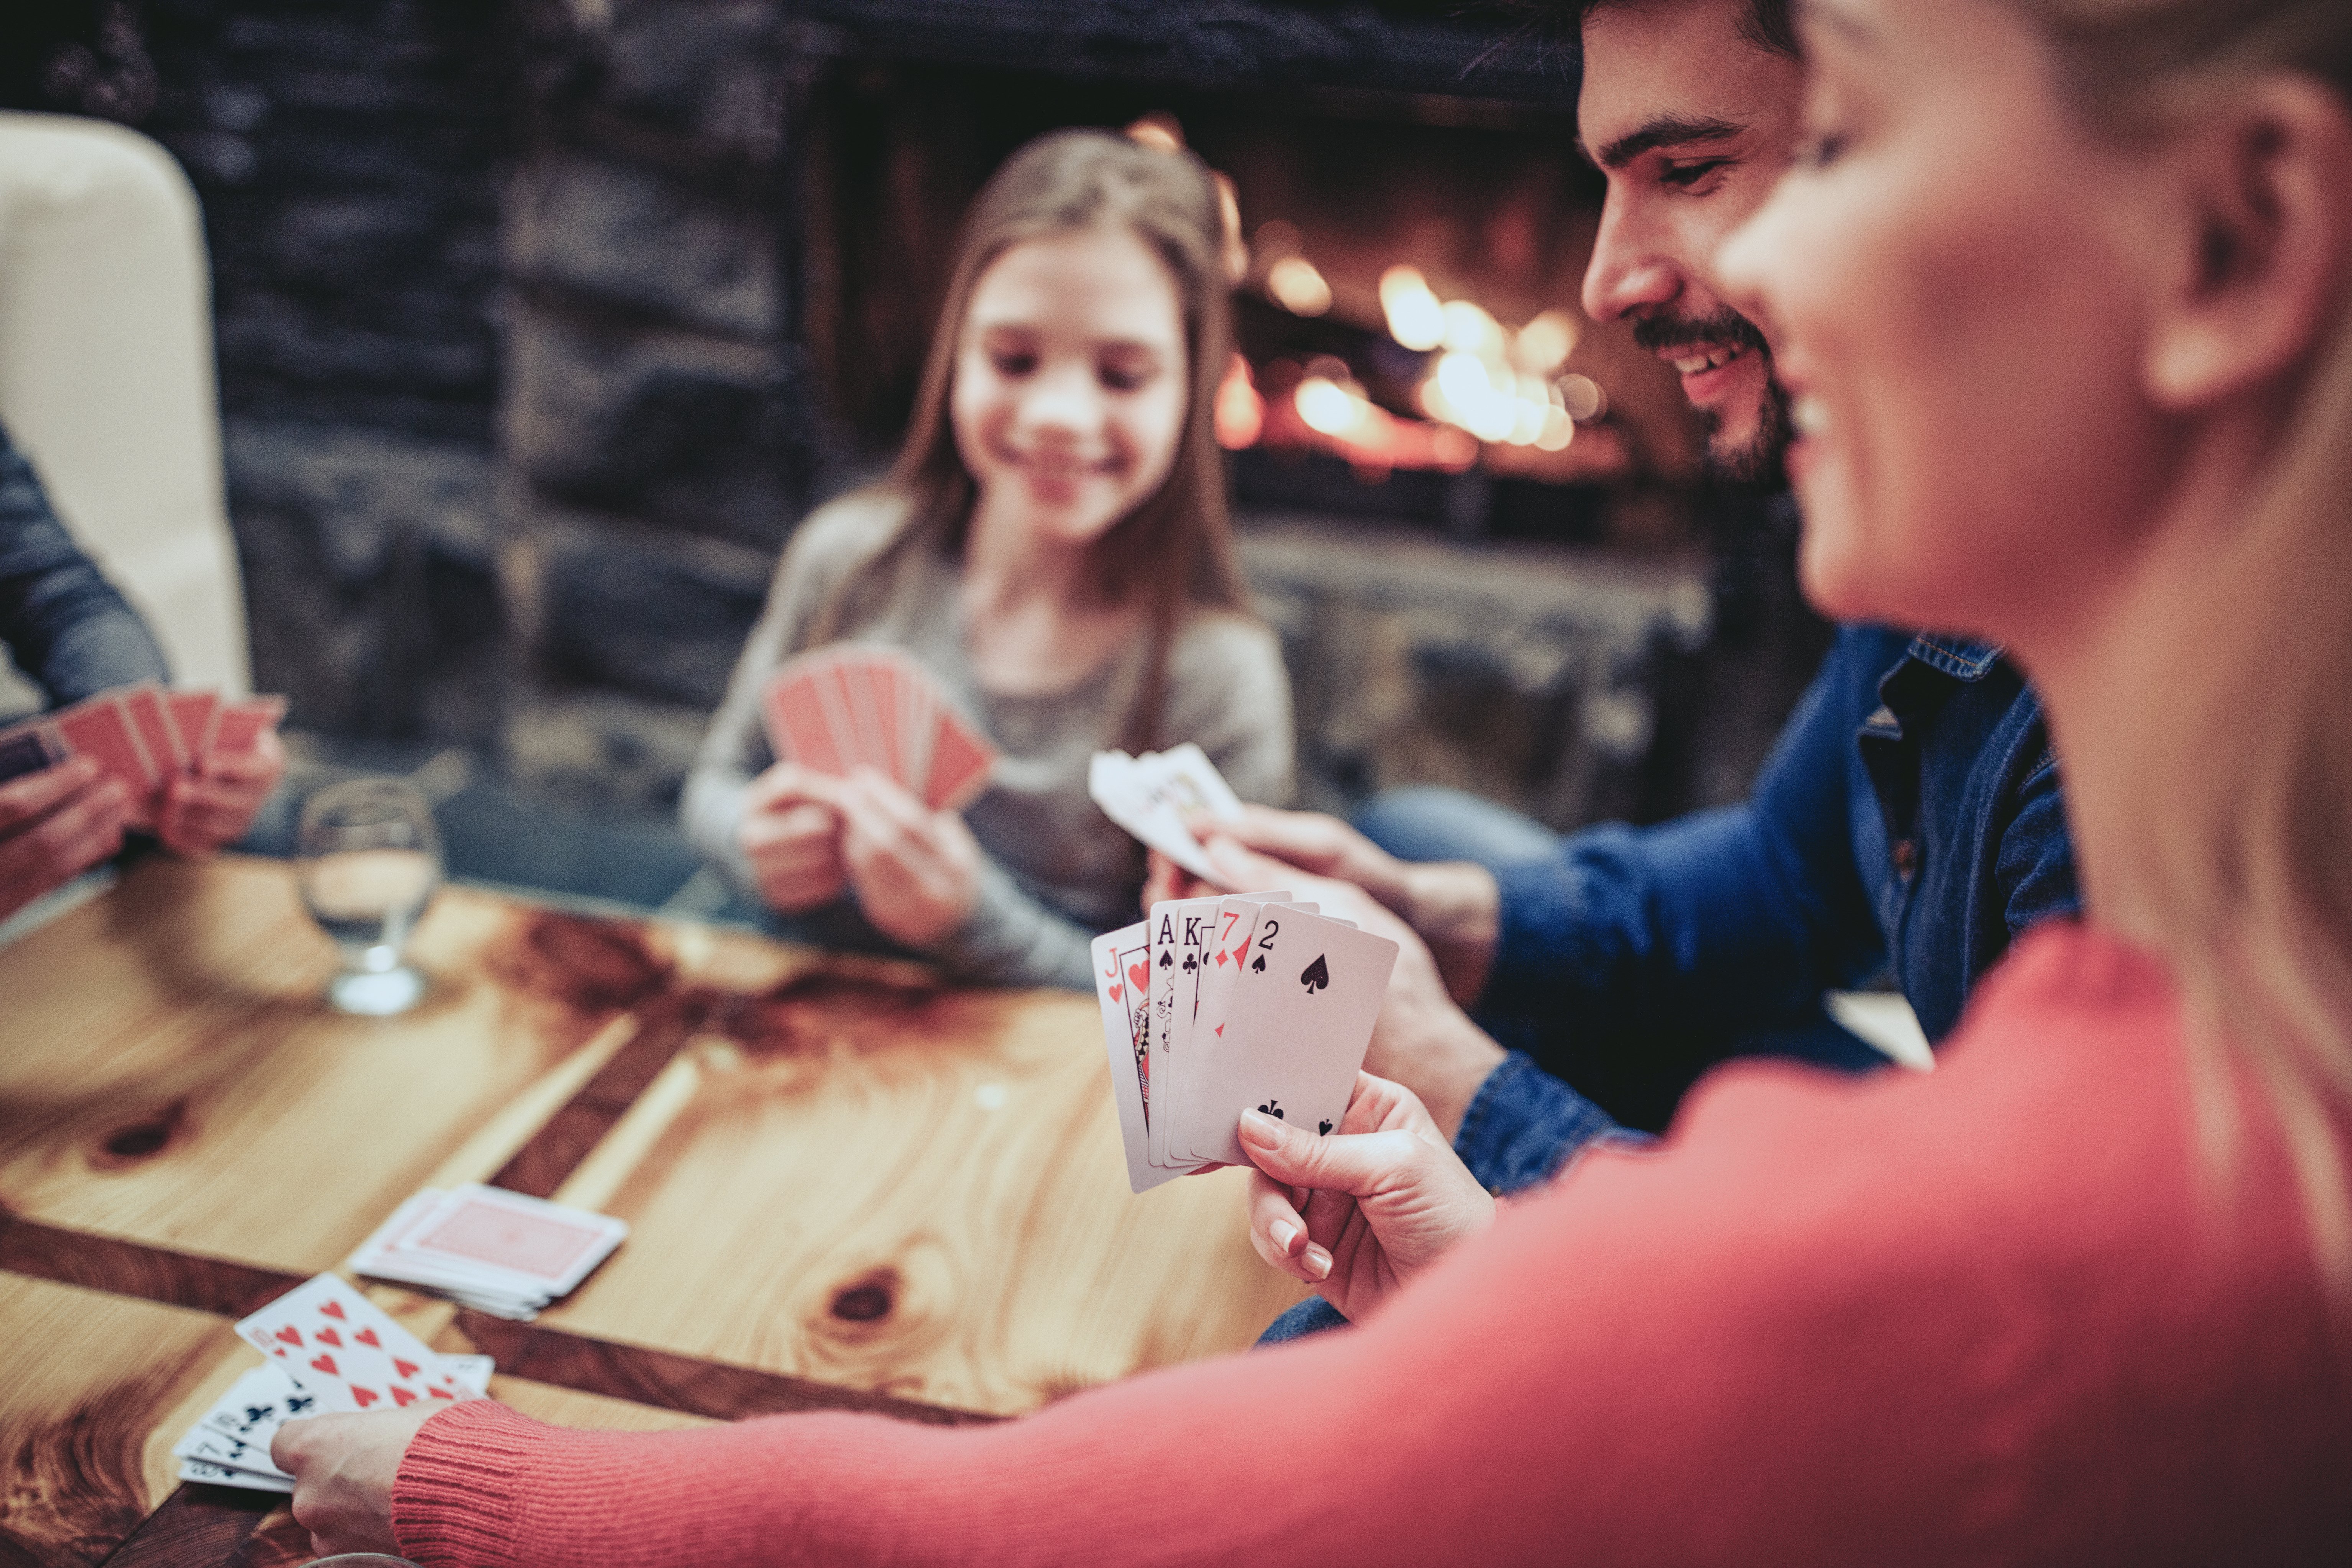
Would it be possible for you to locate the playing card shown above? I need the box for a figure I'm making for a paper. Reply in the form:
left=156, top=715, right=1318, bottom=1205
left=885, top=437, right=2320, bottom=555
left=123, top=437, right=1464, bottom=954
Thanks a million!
left=1088, top=746, right=1243, bottom=886
left=177, top=1457, right=294, bottom=1494
left=167, top=688, right=222, bottom=761
left=233, top=1274, right=471, bottom=1414
left=120, top=683, right=186, bottom=776
left=1169, top=895, right=1323, bottom=1164
left=763, top=667, right=847, bottom=776
left=1092, top=921, right=1189, bottom=1193
left=1146, top=892, right=1301, bottom=1168
left=400, top=1184, right=628, bottom=1296
left=51, top=694, right=156, bottom=825
left=209, top=694, right=288, bottom=754
left=923, top=703, right=996, bottom=812
left=1173, top=907, right=1397, bottom=1168
left=896, top=657, right=940, bottom=792
left=0, top=718, right=61, bottom=784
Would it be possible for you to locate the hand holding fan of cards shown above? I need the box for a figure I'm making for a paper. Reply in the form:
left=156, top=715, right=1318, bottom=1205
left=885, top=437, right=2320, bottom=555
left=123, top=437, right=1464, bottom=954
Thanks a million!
left=1094, top=891, right=1399, bottom=1193
left=759, top=646, right=996, bottom=812
left=0, top=682, right=285, bottom=826
left=174, top=1273, right=493, bottom=1493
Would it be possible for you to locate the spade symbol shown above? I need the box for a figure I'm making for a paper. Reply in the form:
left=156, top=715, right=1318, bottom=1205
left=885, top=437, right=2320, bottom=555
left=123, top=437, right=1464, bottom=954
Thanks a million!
left=1251, top=952, right=1267, bottom=974
left=1258, top=1099, right=1284, bottom=1119
left=1159, top=949, right=1172, bottom=968
left=1300, top=954, right=1330, bottom=994
left=1319, top=1119, right=1333, bottom=1135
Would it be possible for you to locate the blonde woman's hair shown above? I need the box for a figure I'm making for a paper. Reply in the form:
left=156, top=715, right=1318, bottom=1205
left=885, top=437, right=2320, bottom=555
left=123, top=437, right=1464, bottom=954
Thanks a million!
left=2009, top=0, right=2352, bottom=1279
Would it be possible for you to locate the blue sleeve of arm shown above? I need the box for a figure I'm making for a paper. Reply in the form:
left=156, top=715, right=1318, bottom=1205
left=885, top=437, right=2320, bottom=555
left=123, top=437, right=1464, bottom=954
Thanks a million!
left=1994, top=745, right=2080, bottom=940
left=1476, top=633, right=1886, bottom=1050
left=0, top=425, right=172, bottom=704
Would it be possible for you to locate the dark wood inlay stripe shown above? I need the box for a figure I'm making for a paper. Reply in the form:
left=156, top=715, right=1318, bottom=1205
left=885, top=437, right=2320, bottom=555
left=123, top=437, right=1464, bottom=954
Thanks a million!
left=0, top=1214, right=305, bottom=1316
left=489, top=994, right=708, bottom=1199
left=96, top=1486, right=277, bottom=1568
left=453, top=1310, right=1001, bottom=1427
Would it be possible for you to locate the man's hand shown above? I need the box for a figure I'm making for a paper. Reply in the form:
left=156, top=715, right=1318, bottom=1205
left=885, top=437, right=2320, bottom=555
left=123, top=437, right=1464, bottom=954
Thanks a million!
left=1242, top=1071, right=1496, bottom=1323
left=0, top=754, right=130, bottom=922
left=157, top=728, right=285, bottom=859
left=1141, top=805, right=1504, bottom=1004
left=272, top=1407, right=435, bottom=1559
left=833, top=766, right=982, bottom=948
left=1195, top=835, right=1507, bottom=1138
left=738, top=762, right=851, bottom=913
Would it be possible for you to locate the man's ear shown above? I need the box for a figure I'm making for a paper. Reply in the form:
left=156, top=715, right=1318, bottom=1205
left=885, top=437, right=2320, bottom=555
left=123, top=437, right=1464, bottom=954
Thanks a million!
left=2144, top=75, right=2352, bottom=412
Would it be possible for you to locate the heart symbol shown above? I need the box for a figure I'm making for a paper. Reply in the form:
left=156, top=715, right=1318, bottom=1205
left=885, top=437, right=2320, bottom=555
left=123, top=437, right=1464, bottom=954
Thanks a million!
left=354, top=1328, right=381, bottom=1348
left=1214, top=1023, right=1225, bottom=1036
left=274, top=1327, right=302, bottom=1346
left=393, top=1358, right=421, bottom=1380
left=1108, top=984, right=1122, bottom=1002
left=428, top=1386, right=455, bottom=1400
left=310, top=1353, right=338, bottom=1376
left=315, top=1327, right=341, bottom=1347
left=319, top=1301, right=346, bottom=1320
left=1128, top=961, right=1148, bottom=993
left=391, top=1386, right=417, bottom=1408
left=351, top=1386, right=379, bottom=1408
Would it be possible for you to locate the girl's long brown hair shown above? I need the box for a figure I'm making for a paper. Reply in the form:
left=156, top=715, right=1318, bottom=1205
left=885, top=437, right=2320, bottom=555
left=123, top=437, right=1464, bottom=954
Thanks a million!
left=809, top=128, right=1251, bottom=754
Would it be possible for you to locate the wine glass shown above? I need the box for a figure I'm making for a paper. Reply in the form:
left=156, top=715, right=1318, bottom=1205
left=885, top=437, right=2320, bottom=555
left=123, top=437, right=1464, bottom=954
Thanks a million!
left=296, top=778, right=443, bottom=1016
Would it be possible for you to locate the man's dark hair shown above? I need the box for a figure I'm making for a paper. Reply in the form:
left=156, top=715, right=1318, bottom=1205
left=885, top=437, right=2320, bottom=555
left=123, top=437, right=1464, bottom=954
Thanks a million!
left=1565, top=0, right=1799, bottom=59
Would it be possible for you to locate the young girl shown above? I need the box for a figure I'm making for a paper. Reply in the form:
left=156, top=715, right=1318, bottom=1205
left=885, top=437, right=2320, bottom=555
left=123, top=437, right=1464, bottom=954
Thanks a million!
left=682, top=130, right=1292, bottom=989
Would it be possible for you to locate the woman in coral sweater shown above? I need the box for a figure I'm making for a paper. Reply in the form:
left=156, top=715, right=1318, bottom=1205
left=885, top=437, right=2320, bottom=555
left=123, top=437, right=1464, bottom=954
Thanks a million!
left=275, top=0, right=2352, bottom=1559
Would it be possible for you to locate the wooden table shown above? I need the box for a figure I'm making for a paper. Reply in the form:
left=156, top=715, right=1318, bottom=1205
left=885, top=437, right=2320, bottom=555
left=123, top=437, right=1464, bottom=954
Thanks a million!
left=0, top=855, right=1304, bottom=1566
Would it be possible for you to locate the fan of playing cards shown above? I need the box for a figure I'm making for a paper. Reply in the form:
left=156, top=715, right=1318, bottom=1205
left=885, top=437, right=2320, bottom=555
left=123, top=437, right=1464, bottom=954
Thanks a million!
left=174, top=1273, right=493, bottom=1493
left=0, top=682, right=285, bottom=827
left=1093, top=890, right=1399, bottom=1194
left=761, top=645, right=996, bottom=811
left=1088, top=743, right=1247, bottom=887
left=349, top=1183, right=627, bottom=1321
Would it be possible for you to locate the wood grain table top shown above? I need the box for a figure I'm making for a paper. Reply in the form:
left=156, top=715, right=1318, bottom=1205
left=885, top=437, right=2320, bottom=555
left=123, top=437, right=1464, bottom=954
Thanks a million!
left=0, top=855, right=1305, bottom=1567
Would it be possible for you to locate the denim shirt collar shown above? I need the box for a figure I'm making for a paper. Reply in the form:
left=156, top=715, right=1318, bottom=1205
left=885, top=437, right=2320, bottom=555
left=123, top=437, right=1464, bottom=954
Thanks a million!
left=1901, top=633, right=2002, bottom=682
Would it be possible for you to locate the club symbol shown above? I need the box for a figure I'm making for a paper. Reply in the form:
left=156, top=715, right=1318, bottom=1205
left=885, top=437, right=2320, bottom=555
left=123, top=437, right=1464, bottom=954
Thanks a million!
left=1300, top=954, right=1330, bottom=994
left=1182, top=952, right=1197, bottom=973
left=1251, top=952, right=1267, bottom=973
left=1319, top=1119, right=1333, bottom=1135
left=1257, top=1099, right=1284, bottom=1120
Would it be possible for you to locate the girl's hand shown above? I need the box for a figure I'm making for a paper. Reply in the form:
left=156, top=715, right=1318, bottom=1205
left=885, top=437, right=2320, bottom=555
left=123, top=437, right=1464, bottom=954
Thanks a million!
left=272, top=1407, right=435, bottom=1559
left=739, top=763, right=850, bottom=913
left=834, top=766, right=982, bottom=947
left=1241, top=1071, right=1496, bottom=1324
left=157, top=729, right=286, bottom=860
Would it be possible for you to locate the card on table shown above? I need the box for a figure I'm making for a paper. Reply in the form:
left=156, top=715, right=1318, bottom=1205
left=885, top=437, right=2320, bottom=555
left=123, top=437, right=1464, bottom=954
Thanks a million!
left=232, top=1273, right=471, bottom=1412
left=175, top=1337, right=493, bottom=1493
left=1174, top=907, right=1396, bottom=1168
left=351, top=1185, right=627, bottom=1319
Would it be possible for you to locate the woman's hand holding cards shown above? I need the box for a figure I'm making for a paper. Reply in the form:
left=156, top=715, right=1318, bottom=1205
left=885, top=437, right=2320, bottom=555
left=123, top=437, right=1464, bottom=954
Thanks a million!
left=272, top=1407, right=433, bottom=1560
left=1242, top=1070, right=1495, bottom=1323
left=740, top=761, right=852, bottom=912
left=0, top=753, right=129, bottom=921
left=833, top=765, right=982, bottom=946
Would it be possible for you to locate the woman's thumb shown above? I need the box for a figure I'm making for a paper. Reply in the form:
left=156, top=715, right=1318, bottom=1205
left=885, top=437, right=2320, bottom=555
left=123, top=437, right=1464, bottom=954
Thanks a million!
left=1240, top=1110, right=1414, bottom=1195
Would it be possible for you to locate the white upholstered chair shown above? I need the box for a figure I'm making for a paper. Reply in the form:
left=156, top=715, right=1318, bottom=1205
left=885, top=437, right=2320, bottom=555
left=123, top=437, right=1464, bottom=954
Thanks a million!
left=0, top=109, right=251, bottom=709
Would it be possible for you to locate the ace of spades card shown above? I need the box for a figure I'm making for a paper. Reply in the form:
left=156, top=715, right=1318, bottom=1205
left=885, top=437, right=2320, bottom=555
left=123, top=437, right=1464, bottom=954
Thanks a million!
left=233, top=1273, right=471, bottom=1413
left=1175, top=906, right=1397, bottom=1168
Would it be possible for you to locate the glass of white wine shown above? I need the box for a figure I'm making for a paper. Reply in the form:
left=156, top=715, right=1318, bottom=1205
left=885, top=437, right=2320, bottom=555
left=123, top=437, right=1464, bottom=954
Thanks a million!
left=296, top=778, right=443, bottom=1016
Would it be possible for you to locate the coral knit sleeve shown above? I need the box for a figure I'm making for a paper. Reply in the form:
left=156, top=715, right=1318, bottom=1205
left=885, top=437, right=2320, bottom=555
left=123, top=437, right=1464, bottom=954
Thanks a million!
left=392, top=924, right=2352, bottom=1568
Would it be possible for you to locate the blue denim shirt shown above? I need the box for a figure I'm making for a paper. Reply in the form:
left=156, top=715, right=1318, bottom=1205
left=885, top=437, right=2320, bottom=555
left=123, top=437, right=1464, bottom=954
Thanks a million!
left=0, top=418, right=171, bottom=706
left=1457, top=623, right=2078, bottom=1191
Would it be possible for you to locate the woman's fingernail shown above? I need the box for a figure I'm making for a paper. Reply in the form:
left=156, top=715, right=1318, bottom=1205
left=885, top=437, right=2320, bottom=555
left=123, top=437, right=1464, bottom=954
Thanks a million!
left=1271, top=1222, right=1297, bottom=1253
left=1239, top=1109, right=1286, bottom=1146
left=1303, top=1245, right=1332, bottom=1280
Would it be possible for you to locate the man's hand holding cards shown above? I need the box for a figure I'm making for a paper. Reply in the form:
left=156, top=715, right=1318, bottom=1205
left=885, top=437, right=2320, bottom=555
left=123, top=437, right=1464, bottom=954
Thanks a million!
left=1093, top=888, right=1398, bottom=1194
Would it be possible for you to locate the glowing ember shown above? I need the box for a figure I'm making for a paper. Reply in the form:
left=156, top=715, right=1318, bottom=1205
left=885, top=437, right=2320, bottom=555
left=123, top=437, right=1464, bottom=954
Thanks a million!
left=1267, top=255, right=1333, bottom=316
left=1379, top=265, right=1445, bottom=352
left=1214, top=353, right=1264, bottom=450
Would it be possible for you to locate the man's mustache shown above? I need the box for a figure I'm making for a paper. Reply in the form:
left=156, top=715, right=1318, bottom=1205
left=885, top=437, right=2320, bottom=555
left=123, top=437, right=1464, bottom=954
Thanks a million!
left=1632, top=309, right=1771, bottom=358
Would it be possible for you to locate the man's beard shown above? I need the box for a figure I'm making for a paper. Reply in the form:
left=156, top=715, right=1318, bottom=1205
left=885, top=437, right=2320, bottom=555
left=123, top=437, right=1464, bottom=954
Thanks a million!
left=1633, top=308, right=1793, bottom=494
